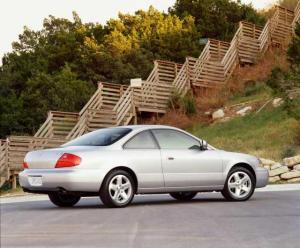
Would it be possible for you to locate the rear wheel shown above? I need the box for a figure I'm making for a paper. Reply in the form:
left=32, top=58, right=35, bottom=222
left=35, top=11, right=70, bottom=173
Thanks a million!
left=48, top=193, right=81, bottom=207
left=221, top=166, right=255, bottom=201
left=100, top=170, right=135, bottom=208
left=170, top=192, right=197, bottom=201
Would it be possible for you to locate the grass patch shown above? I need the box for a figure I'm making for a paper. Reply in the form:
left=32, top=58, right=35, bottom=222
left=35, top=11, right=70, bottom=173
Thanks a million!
left=189, top=106, right=300, bottom=161
left=0, top=186, right=24, bottom=197
left=227, top=82, right=273, bottom=106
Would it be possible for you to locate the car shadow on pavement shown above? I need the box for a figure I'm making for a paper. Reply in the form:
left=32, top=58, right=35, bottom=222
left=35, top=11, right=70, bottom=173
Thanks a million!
left=1, top=193, right=264, bottom=210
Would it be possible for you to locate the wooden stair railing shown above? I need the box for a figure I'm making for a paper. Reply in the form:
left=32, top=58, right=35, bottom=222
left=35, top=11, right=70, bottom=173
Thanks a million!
left=86, top=86, right=136, bottom=131
left=134, top=80, right=173, bottom=113
left=0, top=139, right=8, bottom=187
left=136, top=60, right=182, bottom=113
left=66, top=83, right=104, bottom=139
left=238, top=21, right=263, bottom=64
left=114, top=87, right=136, bottom=126
left=270, top=6, right=295, bottom=44
left=34, top=111, right=79, bottom=139
left=67, top=82, right=128, bottom=139
left=293, top=1, right=300, bottom=28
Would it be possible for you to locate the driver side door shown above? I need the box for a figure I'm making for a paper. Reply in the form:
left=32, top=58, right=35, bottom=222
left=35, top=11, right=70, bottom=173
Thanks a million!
left=151, top=129, right=223, bottom=191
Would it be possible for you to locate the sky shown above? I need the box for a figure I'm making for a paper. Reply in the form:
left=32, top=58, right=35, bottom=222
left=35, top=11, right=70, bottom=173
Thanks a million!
left=0, top=0, right=277, bottom=61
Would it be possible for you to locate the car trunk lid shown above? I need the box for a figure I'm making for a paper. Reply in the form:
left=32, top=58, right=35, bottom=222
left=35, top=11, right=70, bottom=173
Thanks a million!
left=24, top=146, right=95, bottom=169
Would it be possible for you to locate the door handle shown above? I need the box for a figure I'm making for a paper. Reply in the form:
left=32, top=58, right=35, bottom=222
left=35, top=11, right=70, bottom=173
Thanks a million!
left=168, top=157, right=175, bottom=160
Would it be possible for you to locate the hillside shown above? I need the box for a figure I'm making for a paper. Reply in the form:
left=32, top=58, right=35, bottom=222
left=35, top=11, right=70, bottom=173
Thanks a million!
left=148, top=47, right=300, bottom=161
left=190, top=106, right=300, bottom=161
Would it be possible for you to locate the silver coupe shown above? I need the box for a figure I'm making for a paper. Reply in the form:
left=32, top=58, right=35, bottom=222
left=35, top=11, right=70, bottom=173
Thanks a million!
left=19, top=125, right=269, bottom=208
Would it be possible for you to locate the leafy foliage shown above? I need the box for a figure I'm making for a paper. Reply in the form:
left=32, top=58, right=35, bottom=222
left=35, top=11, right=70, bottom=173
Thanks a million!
left=288, top=23, right=300, bottom=66
left=169, top=0, right=266, bottom=41
left=278, top=0, right=299, bottom=10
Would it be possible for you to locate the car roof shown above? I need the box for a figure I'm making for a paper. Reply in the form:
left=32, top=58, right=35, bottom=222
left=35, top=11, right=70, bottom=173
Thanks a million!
left=116, top=125, right=180, bottom=131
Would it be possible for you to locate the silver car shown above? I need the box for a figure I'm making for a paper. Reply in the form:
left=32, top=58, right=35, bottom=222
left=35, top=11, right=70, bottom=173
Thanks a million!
left=19, top=125, right=268, bottom=208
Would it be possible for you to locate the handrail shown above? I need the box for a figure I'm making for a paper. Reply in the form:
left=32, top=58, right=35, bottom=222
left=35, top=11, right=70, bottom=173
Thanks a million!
left=67, top=83, right=105, bottom=139
left=293, top=0, right=300, bottom=27
left=34, top=111, right=54, bottom=138
left=0, top=140, right=8, bottom=181
left=113, top=87, right=134, bottom=126
left=34, top=111, right=79, bottom=139
left=258, top=20, right=271, bottom=52
left=79, top=83, right=103, bottom=115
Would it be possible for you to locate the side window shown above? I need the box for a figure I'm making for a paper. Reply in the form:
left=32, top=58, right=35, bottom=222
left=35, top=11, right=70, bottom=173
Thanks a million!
left=152, top=129, right=200, bottom=149
left=124, top=131, right=158, bottom=149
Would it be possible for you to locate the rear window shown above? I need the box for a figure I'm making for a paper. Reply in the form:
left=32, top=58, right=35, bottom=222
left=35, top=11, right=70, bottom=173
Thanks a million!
left=62, top=128, right=132, bottom=147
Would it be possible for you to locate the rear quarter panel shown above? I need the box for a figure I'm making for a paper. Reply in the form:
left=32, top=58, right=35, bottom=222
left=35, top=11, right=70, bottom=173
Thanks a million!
left=75, top=148, right=164, bottom=192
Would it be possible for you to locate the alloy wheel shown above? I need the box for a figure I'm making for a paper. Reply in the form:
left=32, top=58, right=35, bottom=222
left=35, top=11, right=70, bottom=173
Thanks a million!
left=108, top=175, right=133, bottom=204
left=228, top=171, right=252, bottom=199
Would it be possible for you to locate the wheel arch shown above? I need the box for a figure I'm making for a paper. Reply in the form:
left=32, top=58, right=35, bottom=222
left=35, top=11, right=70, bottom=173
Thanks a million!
left=230, top=162, right=257, bottom=184
left=100, top=166, right=138, bottom=193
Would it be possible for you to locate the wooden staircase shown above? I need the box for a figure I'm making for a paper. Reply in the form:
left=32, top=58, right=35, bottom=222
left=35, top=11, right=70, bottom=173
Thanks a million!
left=67, top=82, right=129, bottom=139
left=1, top=2, right=300, bottom=188
left=34, top=111, right=79, bottom=139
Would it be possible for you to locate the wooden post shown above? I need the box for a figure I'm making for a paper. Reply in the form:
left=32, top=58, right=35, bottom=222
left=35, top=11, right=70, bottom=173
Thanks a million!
left=120, top=85, right=124, bottom=97
left=218, top=41, right=221, bottom=61
left=131, top=92, right=137, bottom=125
left=12, top=172, right=17, bottom=189
left=6, top=138, right=10, bottom=181
left=186, top=58, right=191, bottom=92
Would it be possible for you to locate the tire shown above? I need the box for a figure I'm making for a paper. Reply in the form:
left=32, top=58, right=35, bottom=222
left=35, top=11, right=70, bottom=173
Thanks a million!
left=221, top=166, right=255, bottom=201
left=169, top=192, right=197, bottom=201
left=48, top=192, right=81, bottom=207
left=100, top=170, right=135, bottom=208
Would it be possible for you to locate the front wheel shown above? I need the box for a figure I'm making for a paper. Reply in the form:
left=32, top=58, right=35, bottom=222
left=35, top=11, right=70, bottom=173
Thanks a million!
left=221, top=166, right=255, bottom=201
left=48, top=193, right=81, bottom=207
left=170, top=192, right=197, bottom=201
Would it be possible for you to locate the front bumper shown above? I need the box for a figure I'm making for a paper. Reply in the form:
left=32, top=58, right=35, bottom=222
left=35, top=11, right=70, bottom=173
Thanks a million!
left=255, top=167, right=269, bottom=188
left=19, top=169, right=104, bottom=193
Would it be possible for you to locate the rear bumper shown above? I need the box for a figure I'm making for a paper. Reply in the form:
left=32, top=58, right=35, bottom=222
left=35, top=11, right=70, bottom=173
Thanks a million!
left=255, top=167, right=269, bottom=188
left=19, top=169, right=105, bottom=193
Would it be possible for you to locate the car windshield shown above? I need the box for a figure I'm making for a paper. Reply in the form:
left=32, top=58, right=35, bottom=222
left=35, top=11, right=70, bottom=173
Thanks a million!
left=62, top=128, right=132, bottom=147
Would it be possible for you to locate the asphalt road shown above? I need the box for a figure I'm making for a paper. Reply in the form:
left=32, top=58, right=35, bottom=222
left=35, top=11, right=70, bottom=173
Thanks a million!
left=1, top=190, right=300, bottom=248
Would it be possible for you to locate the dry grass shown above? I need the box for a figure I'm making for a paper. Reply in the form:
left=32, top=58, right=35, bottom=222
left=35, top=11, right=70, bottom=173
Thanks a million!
left=142, top=109, right=211, bottom=130
left=226, top=47, right=289, bottom=94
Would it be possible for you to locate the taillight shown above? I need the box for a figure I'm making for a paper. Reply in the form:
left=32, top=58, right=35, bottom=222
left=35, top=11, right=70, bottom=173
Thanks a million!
left=55, top=153, right=81, bottom=168
left=23, top=161, right=29, bottom=169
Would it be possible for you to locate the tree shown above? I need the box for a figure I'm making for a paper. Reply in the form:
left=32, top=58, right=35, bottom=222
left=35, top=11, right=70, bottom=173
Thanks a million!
left=278, top=0, right=298, bottom=10
left=288, top=23, right=300, bottom=66
left=169, top=0, right=266, bottom=41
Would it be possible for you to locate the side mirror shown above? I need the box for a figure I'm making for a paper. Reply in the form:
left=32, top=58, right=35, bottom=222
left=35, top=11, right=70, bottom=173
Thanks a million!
left=200, top=140, right=208, bottom=151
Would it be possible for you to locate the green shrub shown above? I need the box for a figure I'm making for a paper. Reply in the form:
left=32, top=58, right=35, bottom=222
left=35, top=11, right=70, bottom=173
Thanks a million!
left=181, top=94, right=196, bottom=116
left=283, top=97, right=300, bottom=120
left=168, top=91, right=196, bottom=116
left=266, top=67, right=286, bottom=94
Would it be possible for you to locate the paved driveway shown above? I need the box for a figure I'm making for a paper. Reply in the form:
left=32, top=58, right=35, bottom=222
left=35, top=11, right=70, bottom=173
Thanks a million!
left=1, top=190, right=300, bottom=248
